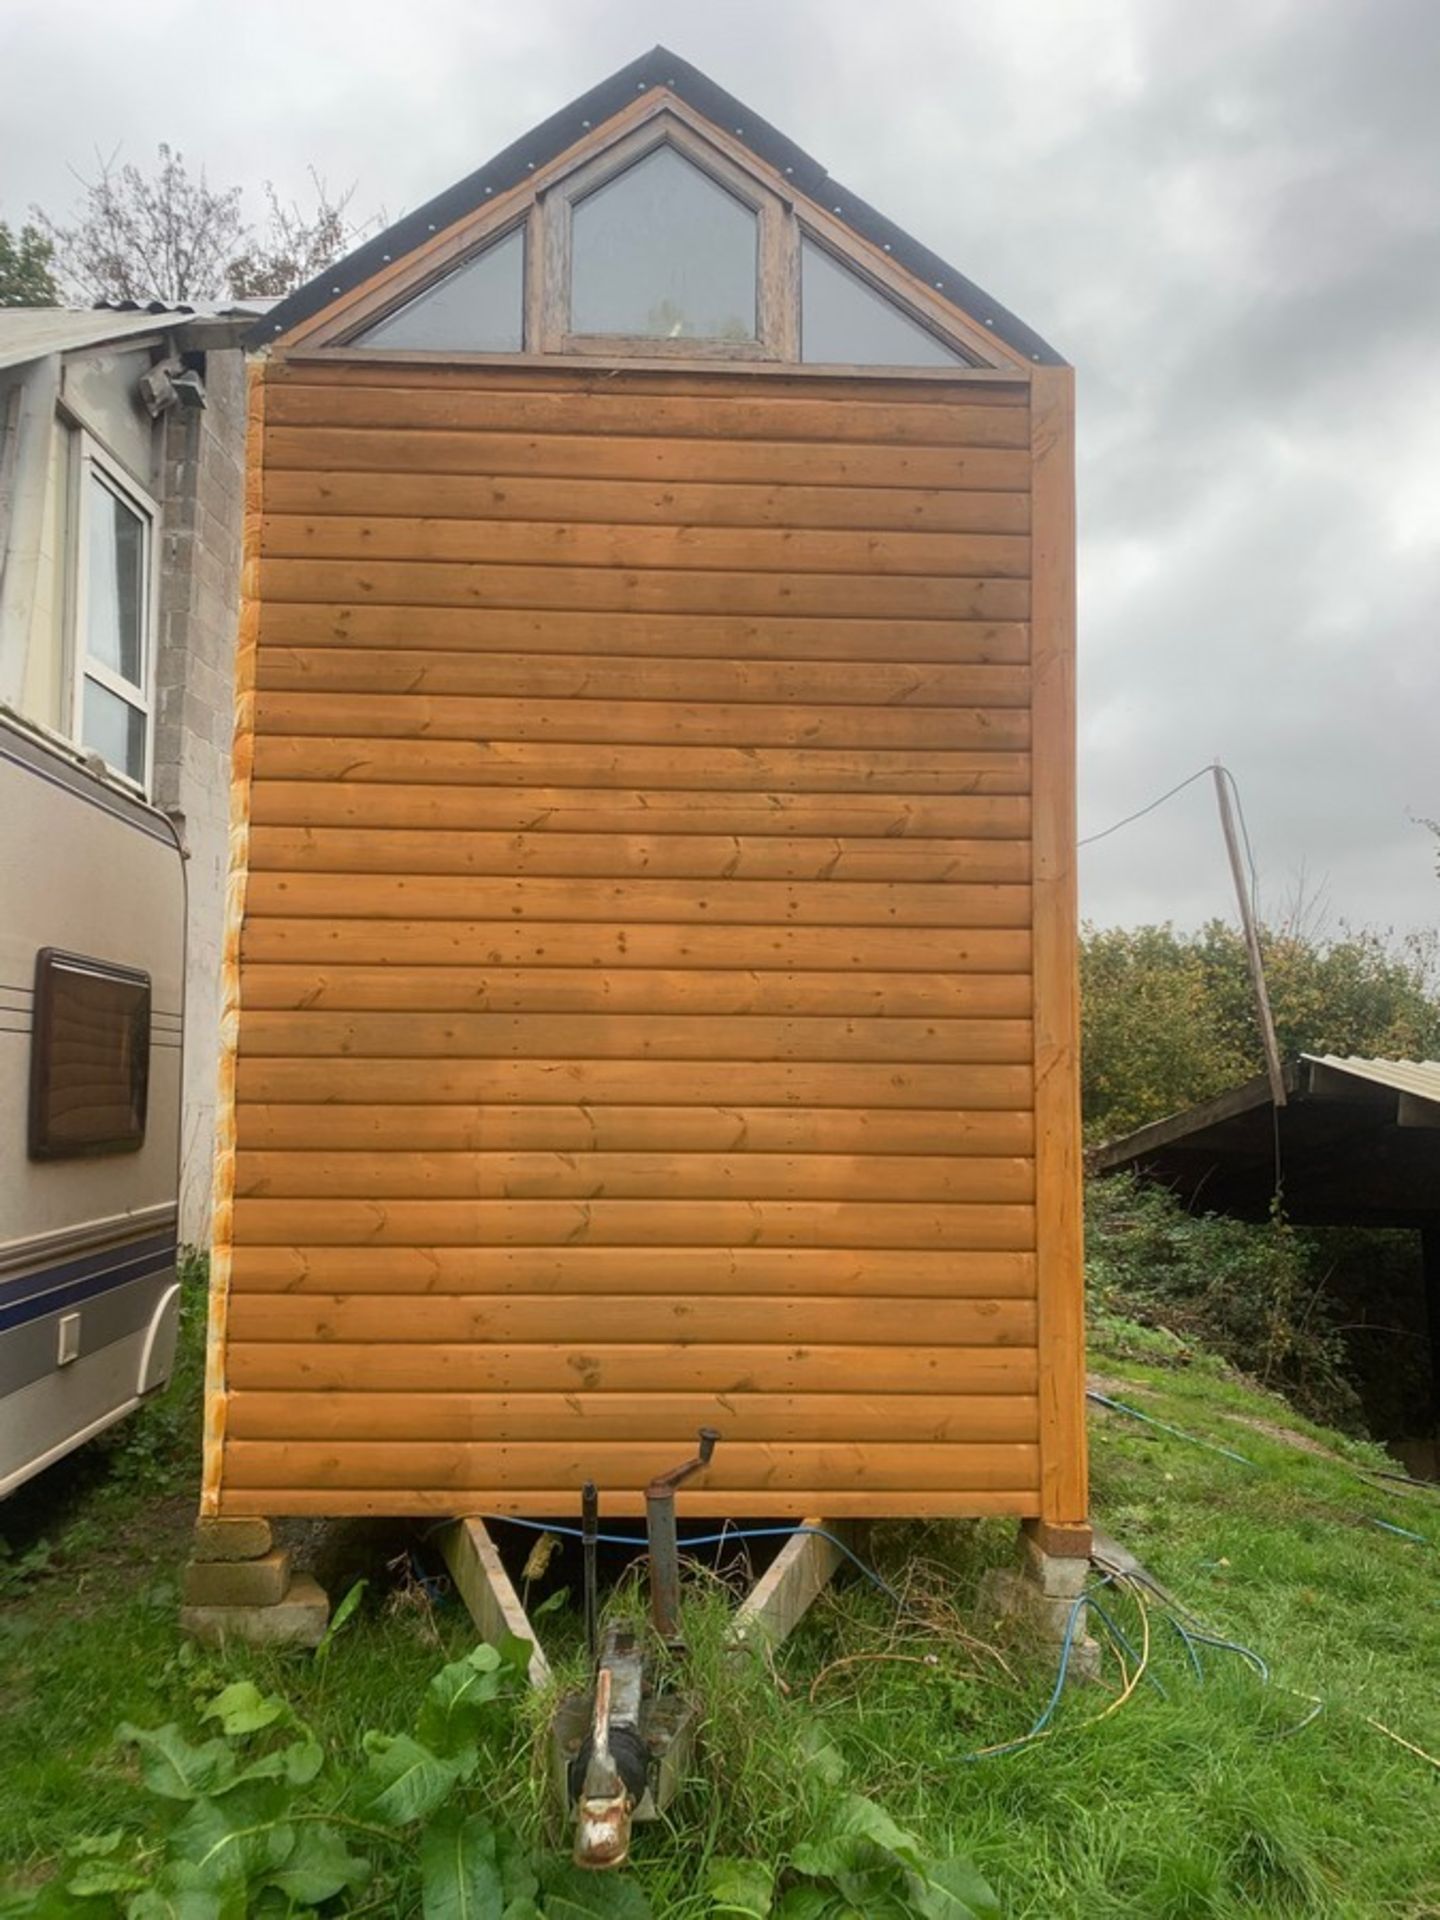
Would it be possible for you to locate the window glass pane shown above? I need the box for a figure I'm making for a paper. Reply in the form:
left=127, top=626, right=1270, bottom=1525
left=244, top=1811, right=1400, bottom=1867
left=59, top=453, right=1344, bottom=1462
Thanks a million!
left=82, top=677, right=146, bottom=783
left=86, top=473, right=145, bottom=683
left=571, top=145, right=757, bottom=341
left=801, top=239, right=967, bottom=366
left=353, top=227, right=525, bottom=351
left=29, top=950, right=150, bottom=1159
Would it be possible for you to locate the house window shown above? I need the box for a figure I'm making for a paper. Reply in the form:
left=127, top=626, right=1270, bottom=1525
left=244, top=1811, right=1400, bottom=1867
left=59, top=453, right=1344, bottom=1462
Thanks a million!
left=800, top=239, right=969, bottom=367
left=570, top=145, right=758, bottom=342
left=73, top=444, right=155, bottom=790
left=352, top=225, right=525, bottom=351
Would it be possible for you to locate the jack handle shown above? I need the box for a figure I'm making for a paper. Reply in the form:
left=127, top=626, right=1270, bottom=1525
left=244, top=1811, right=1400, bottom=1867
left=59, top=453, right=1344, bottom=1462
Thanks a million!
left=645, top=1428, right=720, bottom=1644
left=644, top=1426, right=720, bottom=1500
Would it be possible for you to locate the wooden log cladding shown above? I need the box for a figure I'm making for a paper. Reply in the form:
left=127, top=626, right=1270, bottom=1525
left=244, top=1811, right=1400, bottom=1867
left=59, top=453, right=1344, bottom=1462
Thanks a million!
left=227, top=1244, right=1036, bottom=1295
left=234, top=1058, right=1035, bottom=1110
left=232, top=1149, right=1035, bottom=1203
left=264, top=470, right=1033, bottom=534
left=243, top=874, right=1032, bottom=926
left=226, top=1293, right=1036, bottom=1344
left=236, top=965, right=1033, bottom=1016
left=259, top=558, right=1030, bottom=621
left=225, top=1391, right=1040, bottom=1445
left=236, top=1011, right=1034, bottom=1064
left=221, top=1489, right=1036, bottom=1519
left=225, top=1340, right=1039, bottom=1395
left=260, top=514, right=1032, bottom=579
left=239, top=921, right=1033, bottom=972
left=246, top=827, right=1031, bottom=884
left=251, top=737, right=1033, bottom=793
left=262, top=426, right=1033, bottom=494
left=254, top=690, right=1030, bottom=750
left=246, top=784, right=1033, bottom=837
left=233, top=1104, right=1035, bottom=1157
left=263, top=382, right=1032, bottom=447
left=222, top=1441, right=1039, bottom=1496
left=231, top=1198, right=1035, bottom=1251
left=209, top=360, right=1079, bottom=1519
left=253, top=649, right=1031, bottom=709
left=257, top=606, right=1031, bottom=664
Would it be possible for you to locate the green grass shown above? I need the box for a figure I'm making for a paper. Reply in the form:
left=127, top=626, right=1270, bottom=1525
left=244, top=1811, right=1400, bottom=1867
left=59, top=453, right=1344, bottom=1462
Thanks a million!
left=1, top=1271, right=1438, bottom=1916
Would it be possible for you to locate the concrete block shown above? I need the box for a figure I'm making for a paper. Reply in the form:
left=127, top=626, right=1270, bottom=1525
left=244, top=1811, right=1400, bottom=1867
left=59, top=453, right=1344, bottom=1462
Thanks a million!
left=978, top=1567, right=1099, bottom=1683
left=1020, top=1533, right=1090, bottom=1600
left=181, top=1574, right=330, bottom=1649
left=192, top=1515, right=274, bottom=1562
left=183, top=1548, right=293, bottom=1608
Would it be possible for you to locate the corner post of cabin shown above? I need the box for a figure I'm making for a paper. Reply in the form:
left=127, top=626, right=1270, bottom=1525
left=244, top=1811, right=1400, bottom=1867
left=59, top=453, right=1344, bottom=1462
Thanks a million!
left=199, top=357, right=265, bottom=1525
left=1027, top=363, right=1089, bottom=1558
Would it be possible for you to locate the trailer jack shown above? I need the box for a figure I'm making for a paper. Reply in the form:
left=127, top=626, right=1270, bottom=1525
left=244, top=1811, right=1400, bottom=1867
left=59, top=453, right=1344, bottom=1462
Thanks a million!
left=557, top=1431, right=718, bottom=1869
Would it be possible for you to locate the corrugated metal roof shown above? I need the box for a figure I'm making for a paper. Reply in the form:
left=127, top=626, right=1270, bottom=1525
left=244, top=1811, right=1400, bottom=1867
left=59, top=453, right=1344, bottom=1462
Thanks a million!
left=0, top=308, right=185, bottom=371
left=1304, top=1054, right=1440, bottom=1108
left=0, top=305, right=264, bottom=372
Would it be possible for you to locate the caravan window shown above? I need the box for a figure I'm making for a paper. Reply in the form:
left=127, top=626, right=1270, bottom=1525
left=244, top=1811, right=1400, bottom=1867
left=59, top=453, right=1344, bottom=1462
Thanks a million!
left=73, top=446, right=155, bottom=790
left=28, top=950, right=151, bottom=1159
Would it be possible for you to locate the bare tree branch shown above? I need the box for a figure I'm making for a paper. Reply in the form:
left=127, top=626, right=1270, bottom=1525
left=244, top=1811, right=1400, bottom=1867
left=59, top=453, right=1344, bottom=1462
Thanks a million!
left=31, top=147, right=370, bottom=307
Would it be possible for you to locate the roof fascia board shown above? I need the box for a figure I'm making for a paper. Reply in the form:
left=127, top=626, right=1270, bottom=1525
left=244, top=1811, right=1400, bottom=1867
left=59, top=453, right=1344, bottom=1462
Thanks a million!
left=253, top=46, right=1063, bottom=366
left=1092, top=1067, right=1292, bottom=1171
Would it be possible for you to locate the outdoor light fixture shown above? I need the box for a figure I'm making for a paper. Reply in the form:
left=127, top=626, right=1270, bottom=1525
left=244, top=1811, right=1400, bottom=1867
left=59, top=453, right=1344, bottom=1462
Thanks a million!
left=139, top=358, right=207, bottom=416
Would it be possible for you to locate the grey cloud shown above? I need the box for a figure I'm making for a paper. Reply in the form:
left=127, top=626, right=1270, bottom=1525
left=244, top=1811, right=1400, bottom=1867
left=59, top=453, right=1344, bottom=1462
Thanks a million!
left=2, top=0, right=1435, bottom=934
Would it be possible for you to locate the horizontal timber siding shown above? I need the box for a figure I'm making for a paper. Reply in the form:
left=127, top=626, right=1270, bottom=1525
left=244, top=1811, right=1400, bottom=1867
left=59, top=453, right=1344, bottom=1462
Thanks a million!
left=214, top=359, right=1056, bottom=1519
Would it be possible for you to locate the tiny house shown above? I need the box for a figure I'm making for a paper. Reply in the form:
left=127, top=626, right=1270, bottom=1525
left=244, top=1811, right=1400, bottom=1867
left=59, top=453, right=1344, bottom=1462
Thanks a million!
left=206, top=49, right=1086, bottom=1537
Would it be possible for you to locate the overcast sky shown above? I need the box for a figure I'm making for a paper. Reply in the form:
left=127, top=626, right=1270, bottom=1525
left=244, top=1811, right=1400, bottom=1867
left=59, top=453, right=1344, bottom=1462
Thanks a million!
left=4, top=0, right=1437, bottom=939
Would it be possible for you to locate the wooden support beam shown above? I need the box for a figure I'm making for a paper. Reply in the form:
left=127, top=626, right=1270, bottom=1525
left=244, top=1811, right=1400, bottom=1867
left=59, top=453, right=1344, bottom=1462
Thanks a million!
left=729, top=1518, right=854, bottom=1651
left=437, top=1516, right=552, bottom=1687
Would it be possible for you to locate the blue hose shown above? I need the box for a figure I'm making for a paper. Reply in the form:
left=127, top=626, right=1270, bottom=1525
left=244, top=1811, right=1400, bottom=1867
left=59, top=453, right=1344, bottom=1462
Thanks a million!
left=479, top=1514, right=907, bottom=1605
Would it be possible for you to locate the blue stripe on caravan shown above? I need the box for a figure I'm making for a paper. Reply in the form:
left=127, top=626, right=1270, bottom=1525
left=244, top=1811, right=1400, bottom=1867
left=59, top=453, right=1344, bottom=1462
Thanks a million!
left=0, top=1233, right=177, bottom=1333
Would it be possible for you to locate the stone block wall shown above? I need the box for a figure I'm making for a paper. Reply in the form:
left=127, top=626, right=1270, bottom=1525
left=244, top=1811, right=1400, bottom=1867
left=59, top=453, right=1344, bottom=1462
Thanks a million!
left=152, top=350, right=247, bottom=1248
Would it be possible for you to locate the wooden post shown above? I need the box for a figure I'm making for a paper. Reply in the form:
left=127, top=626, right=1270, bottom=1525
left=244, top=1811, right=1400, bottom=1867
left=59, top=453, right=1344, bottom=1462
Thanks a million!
left=1423, top=1229, right=1440, bottom=1438
left=1213, top=763, right=1287, bottom=1112
left=438, top=1517, right=552, bottom=1687
left=200, top=359, right=266, bottom=1519
left=729, top=1519, right=855, bottom=1651
left=1029, top=366, right=1088, bottom=1531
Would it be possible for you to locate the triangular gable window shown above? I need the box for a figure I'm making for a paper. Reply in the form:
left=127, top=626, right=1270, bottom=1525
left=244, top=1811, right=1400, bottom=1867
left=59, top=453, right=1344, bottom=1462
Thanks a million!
left=571, top=145, right=758, bottom=342
left=351, top=225, right=524, bottom=352
left=328, top=102, right=1002, bottom=368
left=800, top=239, right=967, bottom=367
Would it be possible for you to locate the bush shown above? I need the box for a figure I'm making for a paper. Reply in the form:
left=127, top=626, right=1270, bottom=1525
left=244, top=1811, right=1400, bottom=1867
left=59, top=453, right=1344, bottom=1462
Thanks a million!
left=1082, top=922, right=1440, bottom=1139
left=1086, top=1175, right=1362, bottom=1429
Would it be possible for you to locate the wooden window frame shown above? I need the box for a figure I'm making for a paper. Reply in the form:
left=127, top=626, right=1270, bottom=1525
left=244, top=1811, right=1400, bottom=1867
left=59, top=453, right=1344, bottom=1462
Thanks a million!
left=347, top=215, right=529, bottom=352
left=795, top=228, right=978, bottom=368
left=68, top=433, right=157, bottom=797
left=538, top=118, right=790, bottom=360
left=314, top=94, right=1017, bottom=374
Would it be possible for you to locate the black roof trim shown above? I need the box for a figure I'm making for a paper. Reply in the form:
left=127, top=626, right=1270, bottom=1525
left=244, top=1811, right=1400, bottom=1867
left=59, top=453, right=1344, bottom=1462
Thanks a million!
left=252, top=46, right=1064, bottom=365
